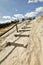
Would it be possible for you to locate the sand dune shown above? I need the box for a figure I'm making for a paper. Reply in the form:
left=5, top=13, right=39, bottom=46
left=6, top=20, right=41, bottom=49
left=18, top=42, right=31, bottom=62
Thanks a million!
left=0, top=15, right=43, bottom=65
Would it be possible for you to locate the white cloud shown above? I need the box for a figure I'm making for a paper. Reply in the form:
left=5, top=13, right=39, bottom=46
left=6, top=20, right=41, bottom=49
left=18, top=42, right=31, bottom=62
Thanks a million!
left=3, top=16, right=11, bottom=19
left=25, top=11, right=38, bottom=17
left=28, top=0, right=43, bottom=3
left=14, top=14, right=24, bottom=19
left=25, top=6, right=43, bottom=18
left=1, top=16, right=17, bottom=23
left=39, top=0, right=43, bottom=2
left=35, top=7, right=43, bottom=12
left=1, top=6, right=43, bottom=23
left=12, top=17, right=17, bottom=21
left=28, top=0, right=38, bottom=3
left=0, top=20, right=11, bottom=24
left=4, top=20, right=11, bottom=23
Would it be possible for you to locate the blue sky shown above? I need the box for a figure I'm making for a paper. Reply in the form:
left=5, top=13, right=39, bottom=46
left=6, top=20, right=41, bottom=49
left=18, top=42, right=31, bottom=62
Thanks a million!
left=0, top=0, right=43, bottom=23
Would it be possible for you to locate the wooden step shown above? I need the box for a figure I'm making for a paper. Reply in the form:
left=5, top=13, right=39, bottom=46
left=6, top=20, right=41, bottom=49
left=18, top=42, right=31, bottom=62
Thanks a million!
left=15, top=34, right=29, bottom=37
left=0, top=41, right=27, bottom=52
left=19, top=29, right=30, bottom=32
left=14, top=31, right=30, bottom=37
left=15, top=37, right=29, bottom=48
left=22, top=27, right=31, bottom=29
left=6, top=42, right=28, bottom=48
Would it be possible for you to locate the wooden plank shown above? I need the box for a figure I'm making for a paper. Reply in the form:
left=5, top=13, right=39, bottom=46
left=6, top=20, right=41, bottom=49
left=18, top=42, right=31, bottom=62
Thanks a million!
left=6, top=42, right=28, bottom=48
left=15, top=34, right=29, bottom=37
left=15, top=37, right=29, bottom=48
left=14, top=31, right=30, bottom=37
left=22, top=27, right=31, bottom=29
left=19, top=29, right=30, bottom=32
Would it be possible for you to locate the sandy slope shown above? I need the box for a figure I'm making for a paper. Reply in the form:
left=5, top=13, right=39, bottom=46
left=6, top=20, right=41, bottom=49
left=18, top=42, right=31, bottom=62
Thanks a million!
left=0, top=15, right=43, bottom=65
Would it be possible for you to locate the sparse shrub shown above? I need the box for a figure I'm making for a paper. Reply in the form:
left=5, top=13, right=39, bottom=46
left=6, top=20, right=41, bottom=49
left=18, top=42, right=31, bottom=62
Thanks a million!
left=22, top=18, right=25, bottom=21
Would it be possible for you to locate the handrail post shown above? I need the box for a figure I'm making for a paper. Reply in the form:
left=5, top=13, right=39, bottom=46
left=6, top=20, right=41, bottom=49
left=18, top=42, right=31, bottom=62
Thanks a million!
left=15, top=22, right=18, bottom=32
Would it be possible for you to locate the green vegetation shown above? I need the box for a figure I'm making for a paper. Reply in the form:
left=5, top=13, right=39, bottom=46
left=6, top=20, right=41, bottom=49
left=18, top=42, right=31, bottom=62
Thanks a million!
left=0, top=20, right=19, bottom=28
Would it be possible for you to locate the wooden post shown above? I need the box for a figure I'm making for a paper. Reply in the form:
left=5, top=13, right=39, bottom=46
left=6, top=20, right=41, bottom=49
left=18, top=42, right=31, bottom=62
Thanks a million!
left=16, top=22, right=18, bottom=32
